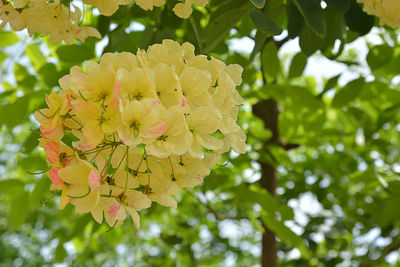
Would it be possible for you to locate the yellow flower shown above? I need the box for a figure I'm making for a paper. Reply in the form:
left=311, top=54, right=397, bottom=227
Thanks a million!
left=34, top=91, right=71, bottom=140
left=118, top=98, right=167, bottom=146
left=180, top=66, right=212, bottom=108
left=60, top=62, right=117, bottom=103
left=83, top=0, right=132, bottom=16
left=73, top=101, right=120, bottom=148
left=147, top=41, right=186, bottom=74
left=36, top=40, right=245, bottom=228
left=23, top=1, right=100, bottom=44
left=91, top=190, right=151, bottom=229
left=152, top=63, right=184, bottom=107
left=186, top=106, right=223, bottom=157
left=136, top=0, right=166, bottom=11
left=0, top=2, right=26, bottom=31
left=57, top=160, right=101, bottom=213
left=117, top=67, right=157, bottom=102
left=14, top=0, right=29, bottom=9
left=173, top=0, right=209, bottom=19
left=146, top=106, right=193, bottom=157
left=164, top=154, right=211, bottom=194
left=357, top=0, right=400, bottom=28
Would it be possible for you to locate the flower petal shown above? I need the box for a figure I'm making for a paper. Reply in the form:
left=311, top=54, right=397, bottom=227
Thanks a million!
left=88, top=169, right=101, bottom=193
left=49, top=167, right=63, bottom=189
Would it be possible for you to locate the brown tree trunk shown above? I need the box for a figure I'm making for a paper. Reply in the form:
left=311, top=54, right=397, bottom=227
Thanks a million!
left=253, top=99, right=280, bottom=267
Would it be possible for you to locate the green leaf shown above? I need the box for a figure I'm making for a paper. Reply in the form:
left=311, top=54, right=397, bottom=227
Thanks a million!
left=97, top=15, right=111, bottom=36
left=380, top=196, right=400, bottom=227
left=31, top=177, right=51, bottom=205
left=56, top=45, right=94, bottom=63
left=26, top=44, right=46, bottom=71
left=23, top=131, right=40, bottom=154
left=210, top=0, right=232, bottom=7
left=261, top=41, right=280, bottom=81
left=249, top=119, right=272, bottom=141
left=70, top=214, right=92, bottom=238
left=137, top=26, right=155, bottom=50
left=320, top=74, right=340, bottom=96
left=266, top=84, right=324, bottom=110
left=299, top=24, right=324, bottom=56
left=248, top=29, right=267, bottom=66
left=293, top=0, right=327, bottom=38
left=366, top=45, right=394, bottom=70
left=0, top=179, right=24, bottom=194
left=249, top=9, right=283, bottom=36
left=209, top=0, right=248, bottom=22
left=0, top=90, right=15, bottom=102
left=261, top=211, right=311, bottom=259
left=321, top=9, right=346, bottom=52
left=332, top=78, right=365, bottom=108
left=162, top=233, right=184, bottom=245
left=264, top=84, right=325, bottom=138
left=2, top=95, right=30, bottom=128
left=324, top=0, right=351, bottom=14
left=105, top=27, right=138, bottom=53
left=201, top=8, right=247, bottom=52
left=55, top=243, right=67, bottom=263
left=288, top=52, right=308, bottom=79
left=19, top=155, right=48, bottom=173
left=38, top=63, right=61, bottom=87
left=249, top=0, right=266, bottom=9
left=287, top=1, right=304, bottom=39
left=14, top=63, right=37, bottom=90
left=62, top=132, right=79, bottom=148
left=0, top=31, right=19, bottom=47
left=233, top=184, right=294, bottom=220
left=0, top=51, right=7, bottom=64
left=8, top=191, right=31, bottom=231
left=344, top=1, right=374, bottom=36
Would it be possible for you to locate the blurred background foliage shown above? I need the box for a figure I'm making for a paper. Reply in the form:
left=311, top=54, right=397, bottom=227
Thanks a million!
left=1, top=0, right=400, bottom=266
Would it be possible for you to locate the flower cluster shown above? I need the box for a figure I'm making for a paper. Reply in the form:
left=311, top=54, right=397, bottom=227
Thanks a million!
left=135, top=0, right=209, bottom=19
left=0, top=0, right=101, bottom=44
left=0, top=0, right=209, bottom=44
left=35, top=40, right=246, bottom=229
left=357, top=0, right=400, bottom=28
left=85, top=0, right=209, bottom=18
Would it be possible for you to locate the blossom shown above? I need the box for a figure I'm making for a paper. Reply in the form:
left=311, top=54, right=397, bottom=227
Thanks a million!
left=1, top=0, right=100, bottom=44
left=57, top=159, right=101, bottom=213
left=118, top=98, right=167, bottom=147
left=357, top=0, right=400, bottom=28
left=1, top=0, right=210, bottom=45
left=73, top=101, right=121, bottom=147
left=135, top=0, right=166, bottom=11
left=34, top=92, right=71, bottom=141
left=36, top=40, right=245, bottom=228
left=173, top=0, right=209, bottom=19
left=82, top=0, right=131, bottom=16
left=0, top=2, right=26, bottom=30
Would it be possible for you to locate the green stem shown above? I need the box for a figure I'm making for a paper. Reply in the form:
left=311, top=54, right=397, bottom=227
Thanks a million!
left=109, top=146, right=128, bottom=179
left=123, top=147, right=130, bottom=194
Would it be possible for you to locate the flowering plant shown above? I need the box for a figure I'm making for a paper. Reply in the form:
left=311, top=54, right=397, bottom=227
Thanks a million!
left=0, top=0, right=209, bottom=43
left=357, top=0, right=400, bottom=28
left=35, top=40, right=246, bottom=229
